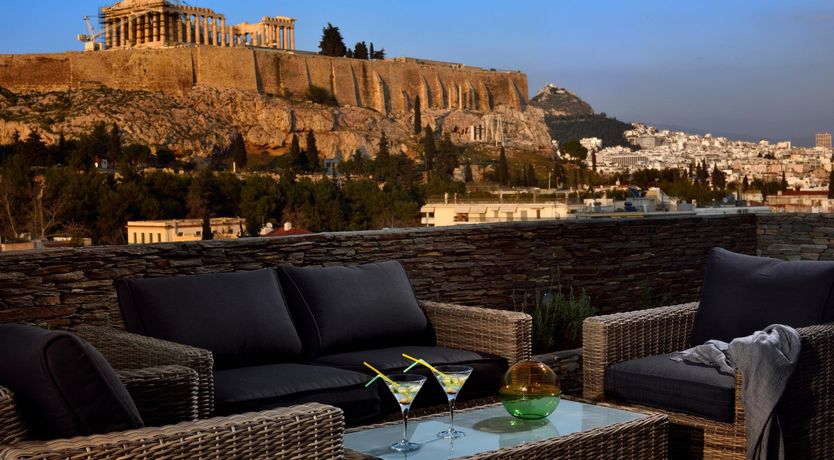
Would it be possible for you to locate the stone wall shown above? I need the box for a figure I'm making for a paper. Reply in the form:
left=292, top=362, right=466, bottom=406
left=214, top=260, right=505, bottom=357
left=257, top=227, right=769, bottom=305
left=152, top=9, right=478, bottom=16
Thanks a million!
left=0, top=215, right=757, bottom=330
left=0, top=48, right=528, bottom=113
left=757, top=213, right=834, bottom=260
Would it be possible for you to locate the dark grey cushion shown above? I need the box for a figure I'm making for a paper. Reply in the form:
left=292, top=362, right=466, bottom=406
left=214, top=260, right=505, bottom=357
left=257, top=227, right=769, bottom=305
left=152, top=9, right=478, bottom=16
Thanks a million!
left=0, top=324, right=144, bottom=440
left=605, top=353, right=736, bottom=422
left=277, top=261, right=434, bottom=358
left=691, top=248, right=834, bottom=345
left=214, top=363, right=381, bottom=424
left=117, top=269, right=303, bottom=369
left=312, top=346, right=507, bottom=412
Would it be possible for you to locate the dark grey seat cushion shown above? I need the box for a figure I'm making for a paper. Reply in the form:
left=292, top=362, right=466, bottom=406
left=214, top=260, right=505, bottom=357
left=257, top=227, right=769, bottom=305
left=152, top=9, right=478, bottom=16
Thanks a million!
left=277, top=261, right=435, bottom=358
left=0, top=324, right=144, bottom=440
left=312, top=346, right=507, bottom=411
left=691, top=247, right=834, bottom=345
left=214, top=363, right=381, bottom=424
left=605, top=353, right=736, bottom=422
left=117, top=269, right=303, bottom=369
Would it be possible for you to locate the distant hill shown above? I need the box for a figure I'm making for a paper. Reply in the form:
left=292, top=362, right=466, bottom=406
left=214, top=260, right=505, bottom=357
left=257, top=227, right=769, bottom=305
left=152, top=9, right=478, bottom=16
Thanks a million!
left=545, top=114, right=634, bottom=148
left=529, top=83, right=633, bottom=148
left=529, top=83, right=594, bottom=116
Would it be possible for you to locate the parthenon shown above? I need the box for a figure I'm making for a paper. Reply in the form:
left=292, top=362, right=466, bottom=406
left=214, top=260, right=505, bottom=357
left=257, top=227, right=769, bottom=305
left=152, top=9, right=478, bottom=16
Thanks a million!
left=100, top=0, right=296, bottom=50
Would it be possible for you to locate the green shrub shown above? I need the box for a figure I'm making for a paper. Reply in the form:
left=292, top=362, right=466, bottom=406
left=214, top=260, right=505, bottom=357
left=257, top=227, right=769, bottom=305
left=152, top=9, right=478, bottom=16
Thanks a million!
left=518, top=286, right=596, bottom=354
left=305, top=85, right=338, bottom=106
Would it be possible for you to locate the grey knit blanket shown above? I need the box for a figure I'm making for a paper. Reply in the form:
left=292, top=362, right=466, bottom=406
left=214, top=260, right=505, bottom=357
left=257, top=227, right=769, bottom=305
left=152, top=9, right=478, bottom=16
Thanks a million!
left=671, top=325, right=801, bottom=460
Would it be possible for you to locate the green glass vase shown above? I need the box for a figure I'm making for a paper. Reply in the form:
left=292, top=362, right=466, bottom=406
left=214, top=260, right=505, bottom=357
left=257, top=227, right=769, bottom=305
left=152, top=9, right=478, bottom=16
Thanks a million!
left=499, top=360, right=561, bottom=420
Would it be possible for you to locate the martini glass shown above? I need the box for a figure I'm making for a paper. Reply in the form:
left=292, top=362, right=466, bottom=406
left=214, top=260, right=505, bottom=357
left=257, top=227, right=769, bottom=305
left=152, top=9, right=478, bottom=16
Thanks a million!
left=432, top=365, right=473, bottom=439
left=385, top=373, right=427, bottom=453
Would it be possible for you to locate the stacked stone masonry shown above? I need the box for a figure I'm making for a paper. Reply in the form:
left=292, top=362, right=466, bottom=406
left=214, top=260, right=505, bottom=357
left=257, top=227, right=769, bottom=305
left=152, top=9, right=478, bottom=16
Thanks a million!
left=0, top=215, right=757, bottom=330
left=757, top=213, right=834, bottom=261
left=101, top=0, right=295, bottom=50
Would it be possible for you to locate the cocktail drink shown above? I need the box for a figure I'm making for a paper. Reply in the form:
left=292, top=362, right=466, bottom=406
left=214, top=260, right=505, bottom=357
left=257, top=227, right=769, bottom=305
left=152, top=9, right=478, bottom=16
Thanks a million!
left=431, top=365, right=473, bottom=439
left=385, top=373, right=427, bottom=452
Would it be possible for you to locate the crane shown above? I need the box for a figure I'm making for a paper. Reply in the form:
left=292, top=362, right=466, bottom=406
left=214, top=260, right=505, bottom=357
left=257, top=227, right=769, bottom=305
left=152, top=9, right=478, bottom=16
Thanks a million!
left=77, top=16, right=104, bottom=51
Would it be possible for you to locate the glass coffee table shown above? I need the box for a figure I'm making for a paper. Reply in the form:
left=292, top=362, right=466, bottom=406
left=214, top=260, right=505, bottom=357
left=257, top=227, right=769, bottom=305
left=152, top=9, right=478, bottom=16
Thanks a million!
left=345, top=399, right=667, bottom=459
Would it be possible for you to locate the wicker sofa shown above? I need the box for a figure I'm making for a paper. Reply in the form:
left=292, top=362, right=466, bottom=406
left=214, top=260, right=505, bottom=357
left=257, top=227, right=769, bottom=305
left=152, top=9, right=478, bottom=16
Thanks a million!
left=583, top=249, right=834, bottom=459
left=0, top=355, right=343, bottom=459
left=106, top=261, right=532, bottom=425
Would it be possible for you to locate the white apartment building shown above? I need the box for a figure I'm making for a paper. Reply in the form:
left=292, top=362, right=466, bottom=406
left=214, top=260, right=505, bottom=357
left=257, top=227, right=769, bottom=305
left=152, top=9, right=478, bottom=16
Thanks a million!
left=126, top=217, right=246, bottom=244
left=421, top=202, right=569, bottom=227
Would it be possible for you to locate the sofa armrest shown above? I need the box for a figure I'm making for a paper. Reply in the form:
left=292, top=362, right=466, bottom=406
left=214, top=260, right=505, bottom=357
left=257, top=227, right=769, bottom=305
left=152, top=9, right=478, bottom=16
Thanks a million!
left=0, top=388, right=26, bottom=446
left=117, top=365, right=198, bottom=427
left=420, top=301, right=532, bottom=365
left=775, top=322, right=834, bottom=457
left=0, top=403, right=344, bottom=460
left=582, top=302, right=699, bottom=400
left=76, top=326, right=215, bottom=419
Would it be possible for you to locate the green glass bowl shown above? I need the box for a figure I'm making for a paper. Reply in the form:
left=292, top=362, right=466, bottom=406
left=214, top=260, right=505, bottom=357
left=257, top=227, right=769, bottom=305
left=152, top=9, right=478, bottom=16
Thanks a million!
left=499, top=360, right=561, bottom=420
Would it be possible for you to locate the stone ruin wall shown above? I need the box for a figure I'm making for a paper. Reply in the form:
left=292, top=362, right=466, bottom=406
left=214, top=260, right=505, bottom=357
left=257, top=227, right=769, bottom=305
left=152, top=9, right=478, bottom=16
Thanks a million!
left=0, top=47, right=529, bottom=113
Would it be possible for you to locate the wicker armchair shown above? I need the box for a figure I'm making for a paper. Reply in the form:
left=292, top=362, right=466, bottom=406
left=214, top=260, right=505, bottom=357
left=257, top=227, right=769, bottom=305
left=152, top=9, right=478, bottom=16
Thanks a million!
left=0, top=364, right=344, bottom=459
left=583, top=302, right=834, bottom=459
left=420, top=301, right=533, bottom=366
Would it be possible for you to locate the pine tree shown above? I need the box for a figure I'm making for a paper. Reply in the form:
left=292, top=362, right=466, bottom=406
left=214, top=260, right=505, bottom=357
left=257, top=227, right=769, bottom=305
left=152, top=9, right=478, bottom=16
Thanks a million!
left=319, top=23, right=347, bottom=57
left=306, top=130, right=319, bottom=172
left=413, top=96, right=422, bottom=135
left=353, top=41, right=369, bottom=60
left=372, top=47, right=386, bottom=60
left=497, top=146, right=509, bottom=186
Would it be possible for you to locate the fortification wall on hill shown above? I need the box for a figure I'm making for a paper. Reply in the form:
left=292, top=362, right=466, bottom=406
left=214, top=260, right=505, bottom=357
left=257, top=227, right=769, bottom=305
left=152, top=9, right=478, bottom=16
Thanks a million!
left=0, top=47, right=528, bottom=113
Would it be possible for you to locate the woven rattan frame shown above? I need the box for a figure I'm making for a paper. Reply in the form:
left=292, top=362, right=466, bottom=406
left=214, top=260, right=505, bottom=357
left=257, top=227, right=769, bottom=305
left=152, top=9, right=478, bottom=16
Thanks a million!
left=583, top=303, right=834, bottom=459
left=345, top=402, right=667, bottom=460
left=0, top=403, right=344, bottom=460
left=118, top=365, right=199, bottom=426
left=77, top=326, right=215, bottom=419
left=421, top=301, right=532, bottom=365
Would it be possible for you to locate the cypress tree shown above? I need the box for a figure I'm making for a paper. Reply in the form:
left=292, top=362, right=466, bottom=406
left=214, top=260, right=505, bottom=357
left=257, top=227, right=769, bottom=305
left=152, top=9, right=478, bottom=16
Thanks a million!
left=497, top=146, right=509, bottom=186
left=422, top=126, right=436, bottom=178
left=230, top=133, right=247, bottom=169
left=289, top=133, right=301, bottom=166
left=369, top=43, right=375, bottom=60
left=829, top=171, right=834, bottom=199
left=414, top=96, right=422, bottom=135
left=306, top=130, right=319, bottom=171
left=464, top=161, right=473, bottom=182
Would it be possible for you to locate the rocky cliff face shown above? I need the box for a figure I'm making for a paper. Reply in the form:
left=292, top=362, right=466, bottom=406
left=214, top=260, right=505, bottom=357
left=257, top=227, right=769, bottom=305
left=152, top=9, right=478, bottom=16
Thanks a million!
left=0, top=85, right=551, bottom=159
left=529, top=83, right=594, bottom=117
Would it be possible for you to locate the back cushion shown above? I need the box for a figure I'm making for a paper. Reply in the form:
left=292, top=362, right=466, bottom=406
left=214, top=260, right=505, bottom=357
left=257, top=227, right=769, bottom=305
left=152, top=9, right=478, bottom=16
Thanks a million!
left=691, top=247, right=834, bottom=345
left=0, top=324, right=143, bottom=440
left=277, top=261, right=435, bottom=357
left=117, top=269, right=303, bottom=369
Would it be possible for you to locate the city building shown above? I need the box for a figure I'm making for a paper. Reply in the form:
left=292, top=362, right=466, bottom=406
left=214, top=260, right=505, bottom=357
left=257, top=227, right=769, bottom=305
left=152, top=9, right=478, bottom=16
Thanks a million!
left=816, top=132, right=832, bottom=149
left=421, top=201, right=569, bottom=227
left=100, top=0, right=296, bottom=50
left=766, top=190, right=833, bottom=213
left=126, top=217, right=245, bottom=244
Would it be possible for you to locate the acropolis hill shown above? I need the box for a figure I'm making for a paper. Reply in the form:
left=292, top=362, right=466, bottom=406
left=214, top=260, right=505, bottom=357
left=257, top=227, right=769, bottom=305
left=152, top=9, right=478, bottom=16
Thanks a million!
left=0, top=0, right=550, bottom=157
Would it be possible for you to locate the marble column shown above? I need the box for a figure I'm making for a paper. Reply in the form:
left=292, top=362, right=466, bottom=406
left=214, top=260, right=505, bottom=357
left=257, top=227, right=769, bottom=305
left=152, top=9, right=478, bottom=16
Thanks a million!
left=117, top=19, right=123, bottom=48
left=212, top=17, right=218, bottom=46
left=144, top=14, right=152, bottom=44
left=176, top=14, right=182, bottom=43
left=201, top=15, right=208, bottom=45
left=281, top=26, right=287, bottom=49
left=290, top=27, right=295, bottom=50
left=221, top=18, right=227, bottom=46
left=186, top=15, right=193, bottom=43
left=162, top=12, right=168, bottom=43
left=105, top=21, right=112, bottom=49
left=127, top=16, right=133, bottom=46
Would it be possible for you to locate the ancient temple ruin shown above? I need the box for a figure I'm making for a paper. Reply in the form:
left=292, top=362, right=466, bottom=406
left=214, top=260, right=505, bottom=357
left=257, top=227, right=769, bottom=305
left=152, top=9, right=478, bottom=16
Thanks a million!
left=100, top=0, right=296, bottom=50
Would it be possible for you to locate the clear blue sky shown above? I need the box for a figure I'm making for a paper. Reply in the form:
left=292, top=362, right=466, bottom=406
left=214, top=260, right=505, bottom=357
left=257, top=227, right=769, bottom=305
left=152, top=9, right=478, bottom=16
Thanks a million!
left=1, top=0, right=832, bottom=146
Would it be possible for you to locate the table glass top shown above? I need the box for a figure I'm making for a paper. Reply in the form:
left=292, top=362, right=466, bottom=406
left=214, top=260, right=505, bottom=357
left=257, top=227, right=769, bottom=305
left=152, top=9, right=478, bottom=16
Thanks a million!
left=344, top=399, right=646, bottom=459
